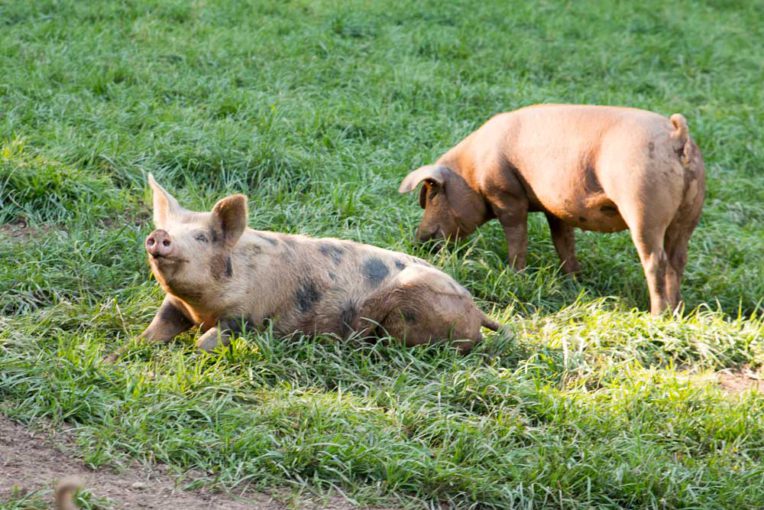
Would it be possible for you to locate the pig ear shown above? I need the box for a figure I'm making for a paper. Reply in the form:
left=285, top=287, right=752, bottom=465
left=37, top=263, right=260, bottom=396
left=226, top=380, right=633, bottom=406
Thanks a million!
left=148, top=174, right=183, bottom=228
left=398, top=165, right=449, bottom=194
left=211, top=194, right=248, bottom=247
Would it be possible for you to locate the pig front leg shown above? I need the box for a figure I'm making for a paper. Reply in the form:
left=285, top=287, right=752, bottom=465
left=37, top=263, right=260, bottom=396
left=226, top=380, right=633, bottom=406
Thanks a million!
left=106, top=295, right=194, bottom=363
left=545, top=213, right=581, bottom=274
left=195, top=317, right=256, bottom=352
left=196, top=327, right=232, bottom=352
left=498, top=209, right=528, bottom=270
left=489, top=189, right=529, bottom=271
left=141, top=295, right=194, bottom=343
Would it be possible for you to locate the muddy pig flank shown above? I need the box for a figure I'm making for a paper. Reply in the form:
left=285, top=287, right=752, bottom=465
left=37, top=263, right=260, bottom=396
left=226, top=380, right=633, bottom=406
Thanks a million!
left=140, top=175, right=499, bottom=353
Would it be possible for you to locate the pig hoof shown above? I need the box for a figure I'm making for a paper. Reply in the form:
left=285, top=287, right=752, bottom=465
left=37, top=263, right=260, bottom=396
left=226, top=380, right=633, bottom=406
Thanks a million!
left=196, top=330, right=231, bottom=353
left=196, top=338, right=219, bottom=353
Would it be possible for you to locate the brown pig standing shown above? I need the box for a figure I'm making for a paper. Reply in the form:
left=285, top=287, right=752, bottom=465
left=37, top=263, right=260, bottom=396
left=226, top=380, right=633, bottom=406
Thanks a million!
left=399, top=104, right=705, bottom=314
left=140, top=175, right=498, bottom=353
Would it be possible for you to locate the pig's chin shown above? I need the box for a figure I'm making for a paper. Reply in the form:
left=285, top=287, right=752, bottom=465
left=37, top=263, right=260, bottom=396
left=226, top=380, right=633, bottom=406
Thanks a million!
left=148, top=255, right=185, bottom=279
left=148, top=260, right=202, bottom=303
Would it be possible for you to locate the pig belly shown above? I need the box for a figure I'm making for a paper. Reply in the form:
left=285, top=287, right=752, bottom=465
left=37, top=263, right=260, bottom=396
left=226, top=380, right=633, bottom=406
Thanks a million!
left=539, top=192, right=629, bottom=233
left=519, top=159, right=630, bottom=233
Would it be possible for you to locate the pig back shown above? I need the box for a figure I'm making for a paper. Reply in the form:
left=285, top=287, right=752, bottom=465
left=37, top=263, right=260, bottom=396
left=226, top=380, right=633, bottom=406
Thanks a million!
left=231, top=231, right=433, bottom=338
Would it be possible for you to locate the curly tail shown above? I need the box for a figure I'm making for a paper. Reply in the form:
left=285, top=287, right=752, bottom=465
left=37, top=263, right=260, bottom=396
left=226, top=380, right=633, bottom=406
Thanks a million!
left=481, top=314, right=500, bottom=331
left=670, top=114, right=688, bottom=142
left=670, top=113, right=694, bottom=166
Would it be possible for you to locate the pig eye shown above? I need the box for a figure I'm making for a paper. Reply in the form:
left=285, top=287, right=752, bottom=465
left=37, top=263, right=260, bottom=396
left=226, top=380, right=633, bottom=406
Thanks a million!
left=194, top=233, right=209, bottom=243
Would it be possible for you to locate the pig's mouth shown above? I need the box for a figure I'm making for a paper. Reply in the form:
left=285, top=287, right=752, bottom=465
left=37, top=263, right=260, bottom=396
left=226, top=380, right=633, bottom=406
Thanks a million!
left=148, top=253, right=189, bottom=264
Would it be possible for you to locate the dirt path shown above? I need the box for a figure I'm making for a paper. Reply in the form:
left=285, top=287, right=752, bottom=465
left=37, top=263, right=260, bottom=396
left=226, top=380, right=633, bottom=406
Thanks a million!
left=0, top=415, right=366, bottom=510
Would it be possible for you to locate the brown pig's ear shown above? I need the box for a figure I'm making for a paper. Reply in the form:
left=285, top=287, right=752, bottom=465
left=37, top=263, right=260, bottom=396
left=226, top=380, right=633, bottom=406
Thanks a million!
left=211, top=194, right=248, bottom=248
left=148, top=174, right=183, bottom=228
left=399, top=165, right=450, bottom=208
left=398, top=165, right=449, bottom=193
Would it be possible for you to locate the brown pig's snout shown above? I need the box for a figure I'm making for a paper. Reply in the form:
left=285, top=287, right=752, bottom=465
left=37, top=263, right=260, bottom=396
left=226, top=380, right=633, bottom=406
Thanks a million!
left=415, top=226, right=441, bottom=243
left=146, top=229, right=173, bottom=258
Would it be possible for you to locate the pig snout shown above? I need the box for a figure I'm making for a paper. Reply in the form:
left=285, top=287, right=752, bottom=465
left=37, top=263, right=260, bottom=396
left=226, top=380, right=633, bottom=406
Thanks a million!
left=145, top=229, right=173, bottom=258
left=415, top=226, right=441, bottom=243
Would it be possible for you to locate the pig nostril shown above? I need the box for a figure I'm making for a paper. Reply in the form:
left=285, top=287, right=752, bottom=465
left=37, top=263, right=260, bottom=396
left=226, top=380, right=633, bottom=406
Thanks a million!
left=162, top=240, right=170, bottom=247
left=147, top=238, right=155, bottom=246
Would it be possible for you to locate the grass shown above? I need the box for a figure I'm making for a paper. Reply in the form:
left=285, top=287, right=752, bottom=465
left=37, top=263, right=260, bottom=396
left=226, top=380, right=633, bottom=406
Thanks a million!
left=1, top=0, right=763, bottom=508
left=1, top=486, right=107, bottom=510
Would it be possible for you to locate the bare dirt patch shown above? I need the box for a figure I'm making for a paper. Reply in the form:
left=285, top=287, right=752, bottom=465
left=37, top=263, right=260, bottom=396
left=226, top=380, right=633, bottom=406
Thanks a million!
left=716, top=368, right=764, bottom=395
left=0, top=218, right=51, bottom=241
left=0, top=415, right=381, bottom=509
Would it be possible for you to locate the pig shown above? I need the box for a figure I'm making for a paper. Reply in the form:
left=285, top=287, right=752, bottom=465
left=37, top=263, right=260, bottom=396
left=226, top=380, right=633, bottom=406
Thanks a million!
left=140, top=175, right=499, bottom=353
left=399, top=104, right=705, bottom=315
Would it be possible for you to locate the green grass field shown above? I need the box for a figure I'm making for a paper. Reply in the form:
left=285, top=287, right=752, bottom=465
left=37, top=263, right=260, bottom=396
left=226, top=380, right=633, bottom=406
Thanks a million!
left=1, top=0, right=763, bottom=508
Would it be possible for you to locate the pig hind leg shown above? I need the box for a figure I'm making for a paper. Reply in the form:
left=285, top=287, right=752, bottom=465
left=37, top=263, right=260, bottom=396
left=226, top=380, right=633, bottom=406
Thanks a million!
left=662, top=185, right=703, bottom=310
left=662, top=224, right=690, bottom=311
left=602, top=144, right=684, bottom=314
left=356, top=275, right=483, bottom=352
left=618, top=197, right=677, bottom=315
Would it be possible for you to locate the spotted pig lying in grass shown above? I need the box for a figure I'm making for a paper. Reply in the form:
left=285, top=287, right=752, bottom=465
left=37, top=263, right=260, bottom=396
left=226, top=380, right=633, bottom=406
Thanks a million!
left=139, top=176, right=499, bottom=353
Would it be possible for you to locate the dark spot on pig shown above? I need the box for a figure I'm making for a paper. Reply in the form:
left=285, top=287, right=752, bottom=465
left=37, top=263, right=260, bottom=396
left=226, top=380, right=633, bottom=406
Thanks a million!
left=395, top=260, right=406, bottom=270
left=319, top=243, right=344, bottom=265
left=245, top=244, right=262, bottom=256
left=295, top=279, right=322, bottom=313
left=362, top=257, right=389, bottom=286
left=579, top=216, right=587, bottom=223
left=157, top=300, right=194, bottom=330
left=402, top=309, right=417, bottom=324
left=210, top=254, right=233, bottom=280
left=600, top=205, right=619, bottom=217
left=256, top=233, right=278, bottom=246
left=648, top=141, right=655, bottom=159
left=210, top=229, right=220, bottom=244
left=339, top=300, right=358, bottom=337
left=328, top=271, right=337, bottom=281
